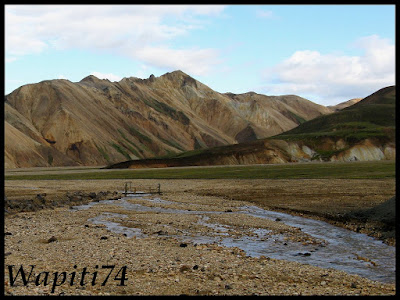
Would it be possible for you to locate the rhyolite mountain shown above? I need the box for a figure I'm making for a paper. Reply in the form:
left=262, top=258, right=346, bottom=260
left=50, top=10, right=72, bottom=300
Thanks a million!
left=5, top=70, right=335, bottom=168
left=106, top=85, right=396, bottom=169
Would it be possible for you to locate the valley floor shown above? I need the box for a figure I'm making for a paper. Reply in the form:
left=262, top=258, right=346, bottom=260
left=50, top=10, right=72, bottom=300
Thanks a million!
left=4, top=178, right=396, bottom=295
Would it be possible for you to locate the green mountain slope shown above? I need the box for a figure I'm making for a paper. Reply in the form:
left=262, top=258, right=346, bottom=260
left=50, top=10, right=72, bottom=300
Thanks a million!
left=273, top=86, right=395, bottom=143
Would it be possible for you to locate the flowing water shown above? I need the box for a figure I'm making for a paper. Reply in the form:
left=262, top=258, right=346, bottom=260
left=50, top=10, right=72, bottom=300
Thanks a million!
left=70, top=193, right=396, bottom=284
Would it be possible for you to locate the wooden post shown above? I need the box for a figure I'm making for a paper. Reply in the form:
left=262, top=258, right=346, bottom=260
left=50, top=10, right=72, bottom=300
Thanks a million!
left=124, top=181, right=132, bottom=196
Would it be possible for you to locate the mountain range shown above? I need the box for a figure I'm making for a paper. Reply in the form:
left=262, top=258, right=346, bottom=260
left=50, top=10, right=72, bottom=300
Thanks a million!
left=4, top=70, right=394, bottom=168
left=107, top=85, right=395, bottom=169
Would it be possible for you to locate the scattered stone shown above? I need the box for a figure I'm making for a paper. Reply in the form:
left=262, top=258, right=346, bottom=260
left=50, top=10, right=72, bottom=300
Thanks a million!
left=100, top=236, right=108, bottom=240
left=275, top=218, right=282, bottom=222
left=179, top=265, right=191, bottom=272
left=36, top=193, right=47, bottom=204
left=225, top=284, right=233, bottom=290
left=179, top=243, right=188, bottom=247
left=154, top=230, right=168, bottom=235
left=47, top=236, right=57, bottom=243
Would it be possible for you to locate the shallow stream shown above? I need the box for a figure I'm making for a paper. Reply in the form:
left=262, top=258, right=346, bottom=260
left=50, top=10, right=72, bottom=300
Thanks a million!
left=71, top=193, right=395, bottom=284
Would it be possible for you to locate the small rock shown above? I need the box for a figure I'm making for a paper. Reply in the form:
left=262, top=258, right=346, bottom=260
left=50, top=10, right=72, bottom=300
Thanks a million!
left=275, top=218, right=282, bottom=222
left=47, top=236, right=57, bottom=243
left=225, top=284, right=233, bottom=290
left=179, top=243, right=187, bottom=247
left=213, top=276, right=222, bottom=282
left=100, top=236, right=108, bottom=240
left=154, top=230, right=168, bottom=235
left=36, top=193, right=47, bottom=203
left=296, top=252, right=311, bottom=257
left=5, top=232, right=12, bottom=236
left=179, top=265, right=191, bottom=272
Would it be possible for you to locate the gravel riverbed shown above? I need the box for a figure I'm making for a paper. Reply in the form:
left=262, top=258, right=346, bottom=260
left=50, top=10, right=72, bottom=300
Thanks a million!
left=4, top=179, right=396, bottom=295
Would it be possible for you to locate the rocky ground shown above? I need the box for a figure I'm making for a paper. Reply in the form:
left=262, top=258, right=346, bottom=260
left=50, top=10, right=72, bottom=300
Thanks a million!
left=4, top=179, right=396, bottom=295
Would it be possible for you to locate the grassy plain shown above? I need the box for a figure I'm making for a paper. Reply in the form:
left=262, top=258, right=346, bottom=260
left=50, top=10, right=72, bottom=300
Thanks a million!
left=4, top=160, right=395, bottom=180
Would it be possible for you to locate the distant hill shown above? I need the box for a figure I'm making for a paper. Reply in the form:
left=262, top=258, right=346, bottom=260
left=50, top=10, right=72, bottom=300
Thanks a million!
left=328, top=98, right=363, bottom=111
left=4, top=70, right=332, bottom=168
left=107, top=86, right=396, bottom=169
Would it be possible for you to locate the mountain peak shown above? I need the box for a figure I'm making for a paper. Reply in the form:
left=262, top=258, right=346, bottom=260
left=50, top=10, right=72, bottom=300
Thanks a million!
left=80, top=74, right=103, bottom=83
left=157, top=70, right=198, bottom=88
left=167, top=70, right=188, bottom=76
left=160, top=70, right=192, bottom=79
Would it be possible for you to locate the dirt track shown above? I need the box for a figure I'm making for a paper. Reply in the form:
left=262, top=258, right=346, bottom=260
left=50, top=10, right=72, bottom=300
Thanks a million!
left=4, top=179, right=396, bottom=295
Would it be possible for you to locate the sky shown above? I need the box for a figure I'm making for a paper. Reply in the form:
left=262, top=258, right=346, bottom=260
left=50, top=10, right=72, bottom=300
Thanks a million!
left=4, top=4, right=396, bottom=106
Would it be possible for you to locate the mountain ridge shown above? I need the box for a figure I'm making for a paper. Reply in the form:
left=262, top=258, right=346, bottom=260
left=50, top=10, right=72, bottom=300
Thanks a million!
left=105, top=85, right=396, bottom=169
left=5, top=70, right=374, bottom=168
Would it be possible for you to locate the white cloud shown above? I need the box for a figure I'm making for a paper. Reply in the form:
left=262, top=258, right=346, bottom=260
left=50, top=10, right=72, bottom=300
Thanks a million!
left=90, top=72, right=122, bottom=82
left=6, top=56, right=17, bottom=63
left=5, top=5, right=226, bottom=76
left=261, top=35, right=395, bottom=105
left=256, top=9, right=274, bottom=19
left=133, top=46, right=222, bottom=76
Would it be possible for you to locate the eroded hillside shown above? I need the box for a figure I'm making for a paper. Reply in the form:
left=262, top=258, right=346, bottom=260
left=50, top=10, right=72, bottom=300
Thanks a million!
left=5, top=70, right=332, bottom=168
left=106, top=86, right=396, bottom=169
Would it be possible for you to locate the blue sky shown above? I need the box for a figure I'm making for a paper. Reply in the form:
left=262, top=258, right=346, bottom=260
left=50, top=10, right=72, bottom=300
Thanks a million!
left=5, top=4, right=395, bottom=106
